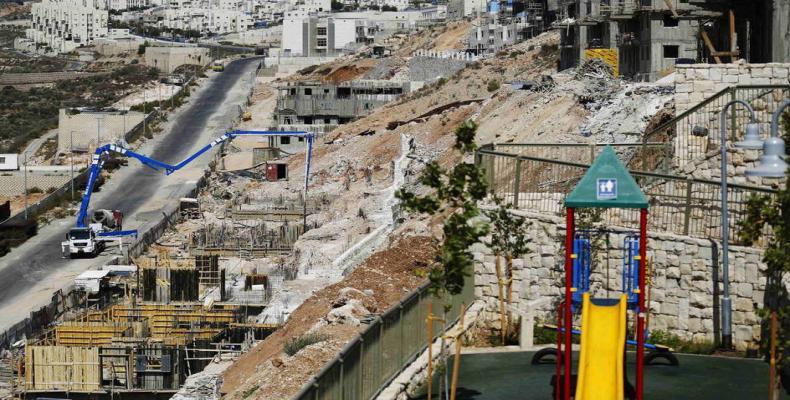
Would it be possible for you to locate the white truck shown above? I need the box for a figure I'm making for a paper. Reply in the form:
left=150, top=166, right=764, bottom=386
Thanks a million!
left=62, top=209, right=123, bottom=258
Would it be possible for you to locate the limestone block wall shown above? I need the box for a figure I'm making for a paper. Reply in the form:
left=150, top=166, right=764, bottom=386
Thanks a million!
left=671, top=62, right=789, bottom=179
left=471, top=210, right=768, bottom=350
left=144, top=47, right=211, bottom=74
left=674, top=63, right=790, bottom=114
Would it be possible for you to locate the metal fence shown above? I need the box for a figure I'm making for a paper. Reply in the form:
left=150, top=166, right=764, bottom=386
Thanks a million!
left=477, top=147, right=777, bottom=244
left=490, top=142, right=673, bottom=174
left=292, top=275, right=474, bottom=400
left=645, top=85, right=790, bottom=168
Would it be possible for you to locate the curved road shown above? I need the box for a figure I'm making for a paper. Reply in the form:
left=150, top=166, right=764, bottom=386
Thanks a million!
left=0, top=57, right=260, bottom=331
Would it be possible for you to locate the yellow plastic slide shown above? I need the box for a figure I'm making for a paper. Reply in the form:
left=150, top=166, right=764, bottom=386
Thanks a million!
left=574, top=293, right=628, bottom=400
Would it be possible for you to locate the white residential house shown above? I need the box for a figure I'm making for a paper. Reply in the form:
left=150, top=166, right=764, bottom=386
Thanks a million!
left=26, top=0, right=109, bottom=53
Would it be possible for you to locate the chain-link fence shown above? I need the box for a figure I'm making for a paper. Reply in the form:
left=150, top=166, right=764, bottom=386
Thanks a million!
left=292, top=275, right=474, bottom=400
left=477, top=147, right=777, bottom=244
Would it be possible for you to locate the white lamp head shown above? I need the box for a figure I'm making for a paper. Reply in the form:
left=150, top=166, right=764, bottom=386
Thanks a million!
left=745, top=136, right=788, bottom=178
left=734, top=122, right=763, bottom=150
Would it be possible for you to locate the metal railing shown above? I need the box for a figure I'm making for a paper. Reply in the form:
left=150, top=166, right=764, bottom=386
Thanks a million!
left=645, top=85, right=790, bottom=168
left=292, top=275, right=474, bottom=400
left=490, top=142, right=673, bottom=174
left=477, top=146, right=777, bottom=244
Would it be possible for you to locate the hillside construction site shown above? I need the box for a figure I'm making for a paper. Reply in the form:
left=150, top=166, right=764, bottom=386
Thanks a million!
left=0, top=13, right=788, bottom=400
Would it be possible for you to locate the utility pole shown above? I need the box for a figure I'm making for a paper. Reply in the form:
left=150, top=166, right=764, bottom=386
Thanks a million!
left=23, top=151, right=28, bottom=220
left=96, top=114, right=105, bottom=148
left=70, top=130, right=75, bottom=200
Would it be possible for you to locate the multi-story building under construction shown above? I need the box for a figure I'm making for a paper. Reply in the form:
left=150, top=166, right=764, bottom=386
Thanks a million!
left=553, top=0, right=790, bottom=81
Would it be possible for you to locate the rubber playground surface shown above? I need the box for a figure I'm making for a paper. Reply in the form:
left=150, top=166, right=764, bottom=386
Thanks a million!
left=419, top=350, right=779, bottom=399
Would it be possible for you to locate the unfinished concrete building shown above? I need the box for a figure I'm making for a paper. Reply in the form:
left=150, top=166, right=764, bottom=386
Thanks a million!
left=554, top=0, right=790, bottom=80
left=273, top=80, right=410, bottom=133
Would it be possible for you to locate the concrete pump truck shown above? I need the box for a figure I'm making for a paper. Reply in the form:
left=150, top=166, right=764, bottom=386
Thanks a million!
left=63, top=130, right=314, bottom=258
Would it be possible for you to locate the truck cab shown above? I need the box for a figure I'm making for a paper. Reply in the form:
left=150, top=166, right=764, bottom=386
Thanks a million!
left=64, top=227, right=104, bottom=258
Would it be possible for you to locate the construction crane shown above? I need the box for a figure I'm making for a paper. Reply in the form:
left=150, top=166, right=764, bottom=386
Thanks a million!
left=63, top=130, right=314, bottom=258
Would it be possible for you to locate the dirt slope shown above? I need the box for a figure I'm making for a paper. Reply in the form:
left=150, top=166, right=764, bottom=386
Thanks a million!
left=221, top=236, right=435, bottom=399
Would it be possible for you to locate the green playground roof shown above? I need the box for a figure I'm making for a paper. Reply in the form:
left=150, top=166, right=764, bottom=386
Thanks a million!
left=565, top=146, right=649, bottom=209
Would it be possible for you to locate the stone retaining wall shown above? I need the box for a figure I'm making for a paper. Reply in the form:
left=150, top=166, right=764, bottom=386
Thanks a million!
left=674, top=62, right=790, bottom=114
left=471, top=209, right=768, bottom=350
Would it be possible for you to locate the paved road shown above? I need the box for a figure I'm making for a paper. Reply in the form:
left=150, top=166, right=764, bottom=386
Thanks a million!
left=0, top=57, right=260, bottom=331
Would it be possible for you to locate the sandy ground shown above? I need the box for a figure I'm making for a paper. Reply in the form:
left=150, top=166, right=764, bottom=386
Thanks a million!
left=112, top=81, right=183, bottom=109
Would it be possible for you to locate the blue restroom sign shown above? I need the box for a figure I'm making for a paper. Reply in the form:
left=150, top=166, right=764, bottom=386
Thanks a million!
left=597, top=178, right=617, bottom=200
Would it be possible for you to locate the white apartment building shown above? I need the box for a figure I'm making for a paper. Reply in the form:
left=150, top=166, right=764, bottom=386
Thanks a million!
left=26, top=0, right=109, bottom=53
left=447, top=0, right=486, bottom=19
left=282, top=9, right=437, bottom=56
left=106, top=0, right=150, bottom=10
left=282, top=14, right=365, bottom=56
left=157, top=7, right=253, bottom=34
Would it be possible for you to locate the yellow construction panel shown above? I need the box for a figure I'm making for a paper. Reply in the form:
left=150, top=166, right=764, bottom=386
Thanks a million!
left=26, top=346, right=100, bottom=392
left=54, top=322, right=132, bottom=347
left=584, top=48, right=619, bottom=77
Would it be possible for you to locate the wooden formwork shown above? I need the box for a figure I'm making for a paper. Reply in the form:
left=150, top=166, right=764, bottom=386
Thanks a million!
left=102, top=304, right=238, bottom=345
left=25, top=346, right=100, bottom=392
left=54, top=322, right=133, bottom=347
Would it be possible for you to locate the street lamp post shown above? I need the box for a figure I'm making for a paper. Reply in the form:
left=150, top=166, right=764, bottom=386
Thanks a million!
left=716, top=98, right=789, bottom=349
left=717, top=100, right=762, bottom=349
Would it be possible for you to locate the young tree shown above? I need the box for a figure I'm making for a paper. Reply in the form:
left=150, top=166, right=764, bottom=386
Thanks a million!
left=397, top=119, right=488, bottom=400
left=485, top=198, right=532, bottom=344
left=396, top=120, right=489, bottom=297
left=739, top=115, right=790, bottom=396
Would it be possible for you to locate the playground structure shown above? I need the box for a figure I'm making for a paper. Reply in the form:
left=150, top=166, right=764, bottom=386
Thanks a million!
left=62, top=130, right=314, bottom=258
left=556, top=146, right=651, bottom=400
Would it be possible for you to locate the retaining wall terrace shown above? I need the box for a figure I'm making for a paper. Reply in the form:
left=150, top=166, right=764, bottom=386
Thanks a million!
left=472, top=209, right=768, bottom=350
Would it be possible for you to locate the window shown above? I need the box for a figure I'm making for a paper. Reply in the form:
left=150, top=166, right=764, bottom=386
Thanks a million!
left=663, top=45, right=679, bottom=58
left=281, top=136, right=291, bottom=145
left=317, top=38, right=327, bottom=47
left=0, top=157, right=5, bottom=164
left=662, top=14, right=678, bottom=27
left=317, top=27, right=326, bottom=35
left=304, top=88, right=312, bottom=95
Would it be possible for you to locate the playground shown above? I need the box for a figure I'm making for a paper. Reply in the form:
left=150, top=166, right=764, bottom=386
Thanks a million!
left=418, top=350, right=772, bottom=400
left=424, top=146, right=779, bottom=400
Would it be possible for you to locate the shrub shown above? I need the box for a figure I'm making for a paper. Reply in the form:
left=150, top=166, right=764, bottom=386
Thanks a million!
left=647, top=330, right=716, bottom=354
left=28, top=186, right=43, bottom=194
left=487, top=79, right=500, bottom=92
left=284, top=333, right=327, bottom=356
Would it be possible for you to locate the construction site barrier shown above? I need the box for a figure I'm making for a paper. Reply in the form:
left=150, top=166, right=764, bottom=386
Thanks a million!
left=476, top=145, right=777, bottom=244
left=292, top=275, right=474, bottom=400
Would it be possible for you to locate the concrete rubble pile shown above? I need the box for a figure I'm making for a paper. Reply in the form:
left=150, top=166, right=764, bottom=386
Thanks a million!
left=171, top=371, right=223, bottom=400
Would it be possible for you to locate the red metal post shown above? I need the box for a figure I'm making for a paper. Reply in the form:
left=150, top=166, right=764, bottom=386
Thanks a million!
left=555, top=301, right=564, bottom=400
left=564, top=208, right=575, bottom=400
left=636, top=208, right=648, bottom=400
